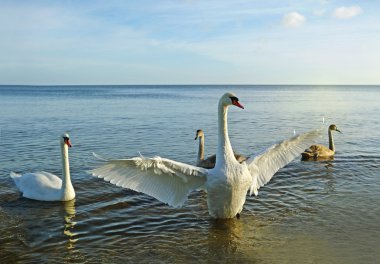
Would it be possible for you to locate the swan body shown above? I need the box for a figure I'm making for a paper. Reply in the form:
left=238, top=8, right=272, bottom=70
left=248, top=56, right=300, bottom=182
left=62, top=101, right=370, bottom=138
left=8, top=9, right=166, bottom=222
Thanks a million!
left=301, top=124, right=341, bottom=160
left=195, top=129, right=246, bottom=169
left=10, top=133, right=75, bottom=201
left=90, top=93, right=321, bottom=218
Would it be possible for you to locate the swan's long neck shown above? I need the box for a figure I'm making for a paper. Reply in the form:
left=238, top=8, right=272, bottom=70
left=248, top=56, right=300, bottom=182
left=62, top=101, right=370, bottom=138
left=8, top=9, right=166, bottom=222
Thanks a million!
left=197, top=135, right=205, bottom=162
left=60, top=143, right=73, bottom=199
left=216, top=103, right=235, bottom=168
left=328, top=129, right=335, bottom=152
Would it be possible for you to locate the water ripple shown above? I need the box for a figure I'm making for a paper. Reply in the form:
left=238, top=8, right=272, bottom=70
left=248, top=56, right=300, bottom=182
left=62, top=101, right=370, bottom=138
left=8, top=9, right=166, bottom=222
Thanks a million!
left=1, top=85, right=380, bottom=263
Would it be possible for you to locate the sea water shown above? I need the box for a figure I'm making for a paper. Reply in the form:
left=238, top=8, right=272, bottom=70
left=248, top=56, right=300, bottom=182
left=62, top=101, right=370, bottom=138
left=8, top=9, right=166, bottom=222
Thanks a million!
left=0, top=85, right=379, bottom=263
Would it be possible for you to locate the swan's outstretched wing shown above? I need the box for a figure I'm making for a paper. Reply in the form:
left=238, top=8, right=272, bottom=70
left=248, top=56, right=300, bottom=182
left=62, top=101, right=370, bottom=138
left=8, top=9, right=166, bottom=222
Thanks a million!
left=89, top=155, right=208, bottom=207
left=247, top=127, right=323, bottom=195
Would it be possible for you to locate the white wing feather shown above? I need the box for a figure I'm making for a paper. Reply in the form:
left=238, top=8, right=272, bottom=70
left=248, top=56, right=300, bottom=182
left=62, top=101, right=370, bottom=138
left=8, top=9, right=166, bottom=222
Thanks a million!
left=89, top=155, right=208, bottom=207
left=247, top=127, right=323, bottom=195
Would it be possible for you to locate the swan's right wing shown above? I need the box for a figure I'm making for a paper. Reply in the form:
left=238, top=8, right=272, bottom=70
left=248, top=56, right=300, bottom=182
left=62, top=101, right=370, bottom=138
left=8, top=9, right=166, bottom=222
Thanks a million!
left=89, top=155, right=208, bottom=207
left=247, top=127, right=323, bottom=195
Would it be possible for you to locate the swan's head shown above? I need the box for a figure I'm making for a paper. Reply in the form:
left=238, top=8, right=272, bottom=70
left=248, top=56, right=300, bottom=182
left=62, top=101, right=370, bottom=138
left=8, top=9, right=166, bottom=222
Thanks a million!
left=329, top=124, right=341, bottom=133
left=220, top=92, right=244, bottom=109
left=61, top=133, right=72, bottom=148
left=195, top=129, right=204, bottom=140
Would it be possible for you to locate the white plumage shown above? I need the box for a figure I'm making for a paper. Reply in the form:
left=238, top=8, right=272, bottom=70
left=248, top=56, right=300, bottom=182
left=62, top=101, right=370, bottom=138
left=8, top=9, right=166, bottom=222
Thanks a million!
left=10, top=133, right=75, bottom=201
left=194, top=129, right=247, bottom=169
left=93, top=156, right=207, bottom=207
left=90, top=93, right=321, bottom=218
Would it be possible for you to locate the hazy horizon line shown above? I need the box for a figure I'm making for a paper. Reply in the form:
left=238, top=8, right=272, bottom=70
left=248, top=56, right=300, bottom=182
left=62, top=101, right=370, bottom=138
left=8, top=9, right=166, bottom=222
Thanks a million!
left=1, top=83, right=379, bottom=87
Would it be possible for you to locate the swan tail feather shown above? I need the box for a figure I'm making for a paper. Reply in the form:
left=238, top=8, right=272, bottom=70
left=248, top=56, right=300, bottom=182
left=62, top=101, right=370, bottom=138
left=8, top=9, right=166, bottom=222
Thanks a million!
left=10, top=171, right=21, bottom=178
left=10, top=171, right=22, bottom=189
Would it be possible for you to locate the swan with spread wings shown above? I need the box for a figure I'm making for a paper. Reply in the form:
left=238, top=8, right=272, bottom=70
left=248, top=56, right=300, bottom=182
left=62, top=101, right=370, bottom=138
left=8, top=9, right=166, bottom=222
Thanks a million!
left=89, top=92, right=321, bottom=218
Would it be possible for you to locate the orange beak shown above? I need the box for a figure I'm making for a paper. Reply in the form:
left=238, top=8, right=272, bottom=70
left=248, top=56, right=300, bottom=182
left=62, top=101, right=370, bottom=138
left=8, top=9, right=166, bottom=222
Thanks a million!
left=65, top=138, right=72, bottom=148
left=232, top=100, right=244, bottom=109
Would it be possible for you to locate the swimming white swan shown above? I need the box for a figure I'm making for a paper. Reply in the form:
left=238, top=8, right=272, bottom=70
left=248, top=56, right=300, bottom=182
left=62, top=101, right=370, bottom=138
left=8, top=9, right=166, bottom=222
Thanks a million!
left=90, top=92, right=321, bottom=218
left=195, top=129, right=246, bottom=169
left=301, top=124, right=341, bottom=160
left=10, top=133, right=75, bottom=201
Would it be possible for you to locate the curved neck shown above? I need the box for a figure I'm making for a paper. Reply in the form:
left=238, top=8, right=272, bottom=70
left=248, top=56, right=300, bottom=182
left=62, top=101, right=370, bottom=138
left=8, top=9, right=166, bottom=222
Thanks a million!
left=328, top=129, right=335, bottom=152
left=197, top=136, right=205, bottom=162
left=61, top=143, right=72, bottom=196
left=216, top=103, right=235, bottom=167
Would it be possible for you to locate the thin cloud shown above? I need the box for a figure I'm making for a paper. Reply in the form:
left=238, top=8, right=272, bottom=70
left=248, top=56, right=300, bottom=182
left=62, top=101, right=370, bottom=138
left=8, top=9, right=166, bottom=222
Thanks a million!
left=282, top=12, right=306, bottom=28
left=333, top=6, right=363, bottom=19
left=313, top=9, right=326, bottom=16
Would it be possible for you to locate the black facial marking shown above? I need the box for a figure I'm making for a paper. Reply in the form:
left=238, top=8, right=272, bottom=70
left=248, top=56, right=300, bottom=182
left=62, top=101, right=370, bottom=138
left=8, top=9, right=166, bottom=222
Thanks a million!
left=230, top=96, right=239, bottom=103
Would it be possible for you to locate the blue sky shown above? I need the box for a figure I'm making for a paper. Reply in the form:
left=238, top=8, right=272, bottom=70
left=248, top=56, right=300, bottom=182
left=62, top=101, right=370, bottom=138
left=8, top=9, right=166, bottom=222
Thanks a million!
left=1, top=0, right=379, bottom=85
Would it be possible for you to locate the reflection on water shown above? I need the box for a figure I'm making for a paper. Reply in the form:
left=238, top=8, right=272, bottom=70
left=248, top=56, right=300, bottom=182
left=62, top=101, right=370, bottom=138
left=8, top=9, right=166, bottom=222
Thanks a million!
left=323, top=160, right=334, bottom=169
left=301, top=155, right=335, bottom=162
left=63, top=199, right=78, bottom=250
left=322, top=162, right=337, bottom=194
left=1, top=85, right=380, bottom=263
left=207, top=218, right=245, bottom=262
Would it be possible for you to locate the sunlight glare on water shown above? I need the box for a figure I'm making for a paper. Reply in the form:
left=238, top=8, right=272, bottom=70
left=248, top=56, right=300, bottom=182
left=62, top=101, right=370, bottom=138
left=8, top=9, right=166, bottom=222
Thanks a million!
left=0, top=85, right=379, bottom=263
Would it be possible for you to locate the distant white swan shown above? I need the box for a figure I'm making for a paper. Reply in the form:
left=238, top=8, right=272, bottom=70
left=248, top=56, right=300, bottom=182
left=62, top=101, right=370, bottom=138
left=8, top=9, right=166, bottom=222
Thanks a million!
left=195, top=129, right=246, bottom=169
left=10, top=133, right=75, bottom=201
left=301, top=124, right=341, bottom=160
left=90, top=93, right=321, bottom=218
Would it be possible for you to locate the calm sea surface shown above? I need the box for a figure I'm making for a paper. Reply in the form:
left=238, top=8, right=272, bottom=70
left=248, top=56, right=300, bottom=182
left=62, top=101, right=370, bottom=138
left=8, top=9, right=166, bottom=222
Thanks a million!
left=0, top=85, right=379, bottom=263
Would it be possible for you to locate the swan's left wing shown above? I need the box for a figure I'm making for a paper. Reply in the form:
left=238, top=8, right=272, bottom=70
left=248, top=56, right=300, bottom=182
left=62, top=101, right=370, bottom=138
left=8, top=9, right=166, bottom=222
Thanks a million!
left=89, top=155, right=208, bottom=207
left=247, top=127, right=323, bottom=195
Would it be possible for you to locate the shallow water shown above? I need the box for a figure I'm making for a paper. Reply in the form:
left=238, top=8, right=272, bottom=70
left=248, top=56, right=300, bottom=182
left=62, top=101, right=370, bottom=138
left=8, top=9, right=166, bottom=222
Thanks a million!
left=0, top=85, right=379, bottom=263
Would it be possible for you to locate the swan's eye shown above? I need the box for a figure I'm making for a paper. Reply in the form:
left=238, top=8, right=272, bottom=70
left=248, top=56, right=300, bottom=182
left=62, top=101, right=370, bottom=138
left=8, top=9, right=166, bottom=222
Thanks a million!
left=230, top=96, right=239, bottom=103
left=63, top=136, right=69, bottom=141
